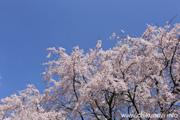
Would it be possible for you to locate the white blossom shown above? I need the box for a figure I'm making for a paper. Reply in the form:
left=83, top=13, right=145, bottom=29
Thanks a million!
left=1, top=23, right=180, bottom=120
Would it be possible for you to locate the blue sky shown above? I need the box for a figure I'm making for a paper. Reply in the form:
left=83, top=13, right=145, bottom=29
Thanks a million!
left=0, top=0, right=180, bottom=99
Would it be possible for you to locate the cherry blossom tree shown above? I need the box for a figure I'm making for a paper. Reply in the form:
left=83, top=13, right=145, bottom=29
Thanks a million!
left=0, top=84, right=65, bottom=120
left=0, top=23, right=180, bottom=120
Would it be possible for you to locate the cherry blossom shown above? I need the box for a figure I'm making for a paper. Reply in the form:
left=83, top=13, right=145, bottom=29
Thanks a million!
left=1, top=23, right=180, bottom=120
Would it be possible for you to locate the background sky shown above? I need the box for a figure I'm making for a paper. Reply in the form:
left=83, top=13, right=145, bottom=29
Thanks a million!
left=0, top=0, right=180, bottom=99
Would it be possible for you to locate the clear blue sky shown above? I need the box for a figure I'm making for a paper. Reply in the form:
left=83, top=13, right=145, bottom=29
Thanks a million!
left=0, top=0, right=180, bottom=99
